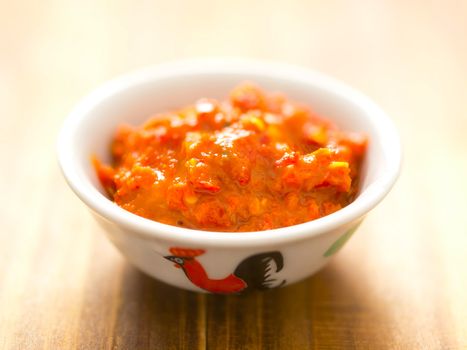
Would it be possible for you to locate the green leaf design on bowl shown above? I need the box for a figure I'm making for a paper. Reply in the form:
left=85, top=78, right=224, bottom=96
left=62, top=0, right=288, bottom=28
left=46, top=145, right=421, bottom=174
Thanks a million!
left=324, top=223, right=361, bottom=257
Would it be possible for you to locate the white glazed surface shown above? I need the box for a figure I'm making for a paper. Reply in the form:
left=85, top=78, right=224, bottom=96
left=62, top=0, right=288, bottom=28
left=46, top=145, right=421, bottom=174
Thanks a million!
left=58, top=59, right=400, bottom=293
left=94, top=213, right=362, bottom=292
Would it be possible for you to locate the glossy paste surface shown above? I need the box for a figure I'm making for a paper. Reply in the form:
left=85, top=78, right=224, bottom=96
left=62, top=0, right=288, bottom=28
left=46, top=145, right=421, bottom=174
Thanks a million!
left=95, top=84, right=367, bottom=231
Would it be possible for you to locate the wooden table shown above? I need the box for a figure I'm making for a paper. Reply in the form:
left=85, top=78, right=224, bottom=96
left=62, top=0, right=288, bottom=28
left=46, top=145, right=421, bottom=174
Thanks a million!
left=1, top=1, right=466, bottom=348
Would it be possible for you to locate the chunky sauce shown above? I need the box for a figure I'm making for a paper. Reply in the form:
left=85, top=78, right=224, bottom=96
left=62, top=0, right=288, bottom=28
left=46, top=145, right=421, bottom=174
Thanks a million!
left=94, top=83, right=367, bottom=232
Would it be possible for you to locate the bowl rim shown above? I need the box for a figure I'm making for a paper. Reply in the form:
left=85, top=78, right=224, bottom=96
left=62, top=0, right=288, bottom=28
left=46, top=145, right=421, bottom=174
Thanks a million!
left=57, top=58, right=401, bottom=248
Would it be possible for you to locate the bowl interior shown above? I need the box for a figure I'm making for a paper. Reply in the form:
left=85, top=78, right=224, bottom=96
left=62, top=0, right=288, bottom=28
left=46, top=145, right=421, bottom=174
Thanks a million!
left=59, top=60, right=400, bottom=242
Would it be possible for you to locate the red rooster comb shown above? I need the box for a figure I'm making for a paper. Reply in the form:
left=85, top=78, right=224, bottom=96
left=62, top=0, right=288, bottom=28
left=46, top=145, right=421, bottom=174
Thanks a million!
left=169, top=247, right=205, bottom=257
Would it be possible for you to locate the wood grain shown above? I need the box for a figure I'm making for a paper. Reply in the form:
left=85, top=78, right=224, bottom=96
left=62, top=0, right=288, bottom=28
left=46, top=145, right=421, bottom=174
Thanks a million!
left=1, top=0, right=467, bottom=349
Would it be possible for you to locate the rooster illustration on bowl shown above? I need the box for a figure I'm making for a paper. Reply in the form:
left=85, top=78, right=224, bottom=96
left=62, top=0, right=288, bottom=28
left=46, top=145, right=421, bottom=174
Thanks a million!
left=164, top=247, right=286, bottom=294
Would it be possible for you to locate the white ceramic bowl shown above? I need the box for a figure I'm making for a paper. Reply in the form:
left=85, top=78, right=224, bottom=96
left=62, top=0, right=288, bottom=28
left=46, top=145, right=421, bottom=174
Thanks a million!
left=58, top=59, right=401, bottom=294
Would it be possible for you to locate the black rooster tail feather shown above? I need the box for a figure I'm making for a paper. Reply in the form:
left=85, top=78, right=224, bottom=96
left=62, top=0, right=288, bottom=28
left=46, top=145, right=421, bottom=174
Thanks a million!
left=234, top=251, right=286, bottom=291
